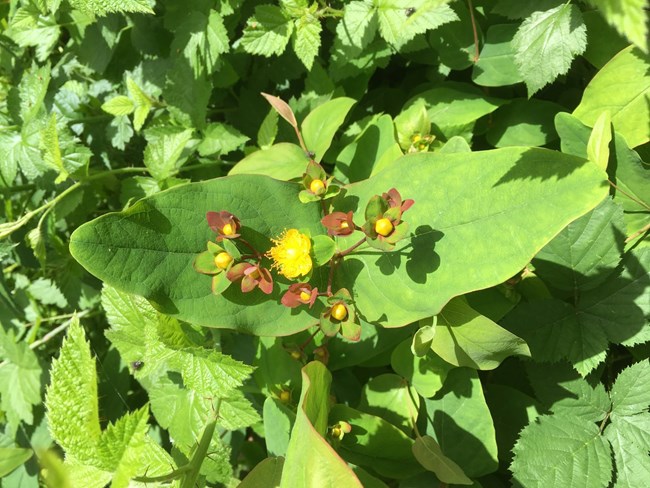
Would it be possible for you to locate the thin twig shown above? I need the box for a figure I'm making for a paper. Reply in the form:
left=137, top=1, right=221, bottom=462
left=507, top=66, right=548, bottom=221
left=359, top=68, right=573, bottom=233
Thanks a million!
left=609, top=180, right=650, bottom=211
left=467, top=0, right=480, bottom=63
left=625, top=221, right=650, bottom=243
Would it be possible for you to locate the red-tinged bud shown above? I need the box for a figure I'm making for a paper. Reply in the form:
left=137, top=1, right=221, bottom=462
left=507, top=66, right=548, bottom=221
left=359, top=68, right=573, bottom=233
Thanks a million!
left=321, top=211, right=355, bottom=236
left=374, top=217, right=394, bottom=237
left=207, top=211, right=241, bottom=240
left=330, top=303, right=348, bottom=321
left=227, top=262, right=273, bottom=294
left=281, top=283, right=318, bottom=308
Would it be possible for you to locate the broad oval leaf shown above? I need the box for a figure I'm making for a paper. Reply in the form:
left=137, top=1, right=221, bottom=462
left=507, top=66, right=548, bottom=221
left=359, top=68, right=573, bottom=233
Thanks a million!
left=302, top=97, right=356, bottom=162
left=70, top=175, right=324, bottom=336
left=335, top=147, right=608, bottom=328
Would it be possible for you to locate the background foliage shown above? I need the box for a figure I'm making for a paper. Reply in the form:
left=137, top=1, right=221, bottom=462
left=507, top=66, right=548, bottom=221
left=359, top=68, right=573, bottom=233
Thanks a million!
left=0, top=0, right=649, bottom=487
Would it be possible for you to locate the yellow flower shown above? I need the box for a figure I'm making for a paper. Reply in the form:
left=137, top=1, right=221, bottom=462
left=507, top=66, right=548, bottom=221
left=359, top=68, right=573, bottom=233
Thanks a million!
left=268, top=229, right=312, bottom=279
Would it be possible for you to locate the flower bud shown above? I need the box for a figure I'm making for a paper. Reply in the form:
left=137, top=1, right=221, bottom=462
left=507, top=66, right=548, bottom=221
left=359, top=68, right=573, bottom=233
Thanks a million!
left=279, top=390, right=291, bottom=404
left=214, top=252, right=233, bottom=269
left=309, top=178, right=326, bottom=195
left=331, top=303, right=348, bottom=321
left=375, top=218, right=394, bottom=237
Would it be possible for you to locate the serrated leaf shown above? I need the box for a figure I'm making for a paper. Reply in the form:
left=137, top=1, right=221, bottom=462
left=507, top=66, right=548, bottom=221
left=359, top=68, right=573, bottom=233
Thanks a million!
left=412, top=435, right=472, bottom=485
left=96, top=406, right=149, bottom=488
left=164, top=62, right=211, bottom=129
left=511, top=416, right=612, bottom=488
left=101, top=96, right=135, bottom=116
left=503, top=249, right=649, bottom=376
left=0, top=329, right=42, bottom=428
left=533, top=197, right=625, bottom=292
left=585, top=0, right=648, bottom=53
left=143, top=126, right=193, bottom=181
left=376, top=0, right=457, bottom=48
left=605, top=423, right=650, bottom=488
left=513, top=4, right=587, bottom=96
left=573, top=46, right=650, bottom=148
left=18, top=63, right=51, bottom=126
left=171, top=10, right=229, bottom=76
left=198, top=123, right=249, bottom=157
left=336, top=0, right=377, bottom=49
left=526, top=362, right=611, bottom=422
left=45, top=315, right=101, bottom=464
left=41, top=113, right=69, bottom=183
left=126, top=77, right=152, bottom=132
left=293, top=13, right=322, bottom=70
left=8, top=6, right=60, bottom=62
left=68, top=0, right=153, bottom=16
left=610, top=360, right=650, bottom=417
left=179, top=347, right=254, bottom=394
left=241, top=5, right=293, bottom=57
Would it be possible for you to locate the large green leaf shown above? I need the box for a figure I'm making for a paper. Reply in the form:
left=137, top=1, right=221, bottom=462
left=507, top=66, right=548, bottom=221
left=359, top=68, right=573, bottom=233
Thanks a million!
left=230, top=143, right=308, bottom=180
left=281, top=362, right=362, bottom=488
left=302, top=98, right=356, bottom=162
left=472, top=24, right=522, bottom=87
left=335, top=147, right=608, bottom=328
left=423, top=368, right=498, bottom=477
left=573, top=46, right=650, bottom=148
left=0, top=447, right=33, bottom=478
left=71, top=176, right=324, bottom=336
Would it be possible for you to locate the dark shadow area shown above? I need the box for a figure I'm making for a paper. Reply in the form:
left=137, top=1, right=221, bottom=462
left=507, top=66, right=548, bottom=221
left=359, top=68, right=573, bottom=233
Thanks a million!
left=493, top=147, right=596, bottom=186
left=501, top=239, right=649, bottom=369
left=353, top=225, right=443, bottom=284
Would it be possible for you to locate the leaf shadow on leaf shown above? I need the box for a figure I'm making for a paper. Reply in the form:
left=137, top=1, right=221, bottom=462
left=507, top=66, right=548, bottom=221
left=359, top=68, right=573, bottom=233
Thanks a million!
left=423, top=377, right=498, bottom=477
left=493, top=147, right=601, bottom=186
left=354, top=225, right=443, bottom=285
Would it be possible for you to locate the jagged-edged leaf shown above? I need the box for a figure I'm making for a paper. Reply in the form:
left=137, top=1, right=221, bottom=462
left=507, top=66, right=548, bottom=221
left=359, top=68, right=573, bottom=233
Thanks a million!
left=96, top=406, right=149, bottom=488
left=241, top=5, right=293, bottom=57
left=511, top=416, right=612, bottom=488
left=143, top=126, right=193, bottom=181
left=102, top=96, right=134, bottom=116
left=533, top=197, right=625, bottom=292
left=573, top=46, right=649, bottom=148
left=375, top=0, right=457, bottom=48
left=178, top=347, right=254, bottom=393
left=18, top=63, right=50, bottom=126
left=609, top=360, right=650, bottom=417
left=294, top=12, right=322, bottom=70
left=68, top=0, right=153, bottom=16
left=336, top=0, right=377, bottom=49
left=0, top=328, right=42, bottom=428
left=171, top=10, right=229, bottom=75
left=605, top=423, right=650, bottom=488
left=281, top=362, right=362, bottom=487
left=423, top=368, right=498, bottom=477
left=526, top=362, right=611, bottom=422
left=45, top=315, right=101, bottom=465
left=432, top=297, right=530, bottom=370
left=585, top=0, right=648, bottom=53
left=502, top=249, right=649, bottom=376
left=513, top=4, right=587, bottom=96
left=198, top=123, right=249, bottom=157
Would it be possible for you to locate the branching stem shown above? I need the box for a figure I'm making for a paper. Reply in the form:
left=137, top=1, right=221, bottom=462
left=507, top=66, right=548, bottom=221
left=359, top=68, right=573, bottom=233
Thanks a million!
left=467, top=0, right=480, bottom=63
